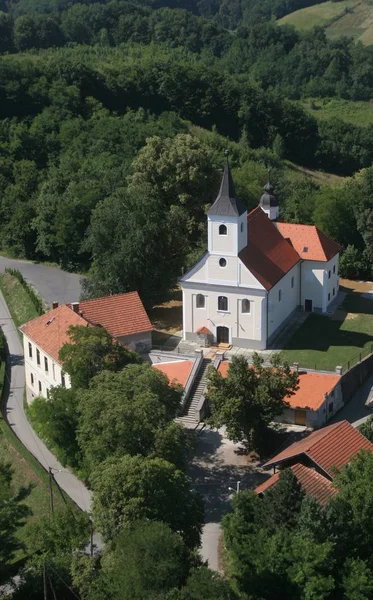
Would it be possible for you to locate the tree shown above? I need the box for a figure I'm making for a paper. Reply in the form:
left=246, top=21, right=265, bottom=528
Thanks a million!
left=77, top=364, right=189, bottom=472
left=102, top=521, right=190, bottom=600
left=206, top=354, right=298, bottom=452
left=28, top=386, right=81, bottom=468
left=83, top=183, right=187, bottom=309
left=341, top=558, right=373, bottom=600
left=91, top=455, right=204, bottom=548
left=358, top=415, right=373, bottom=443
left=0, top=460, right=31, bottom=584
left=59, top=325, right=140, bottom=389
left=259, top=469, right=305, bottom=533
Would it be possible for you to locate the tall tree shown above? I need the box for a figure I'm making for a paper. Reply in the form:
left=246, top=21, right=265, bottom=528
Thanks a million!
left=91, top=454, right=204, bottom=548
left=206, top=354, right=298, bottom=452
left=59, top=325, right=140, bottom=390
left=77, top=364, right=189, bottom=472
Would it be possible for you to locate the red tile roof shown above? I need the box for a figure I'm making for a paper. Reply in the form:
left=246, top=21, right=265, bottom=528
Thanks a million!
left=20, top=304, right=88, bottom=363
left=255, top=463, right=337, bottom=506
left=152, top=360, right=194, bottom=388
left=276, top=222, right=341, bottom=262
left=264, top=420, right=373, bottom=478
left=196, top=326, right=212, bottom=335
left=79, top=292, right=152, bottom=338
left=217, top=362, right=340, bottom=411
left=239, top=207, right=300, bottom=290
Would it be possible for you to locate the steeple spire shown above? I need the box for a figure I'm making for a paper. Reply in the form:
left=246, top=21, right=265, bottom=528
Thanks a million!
left=208, top=150, right=246, bottom=217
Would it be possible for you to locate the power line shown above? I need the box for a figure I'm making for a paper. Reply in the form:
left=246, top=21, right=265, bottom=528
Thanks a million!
left=48, top=565, right=81, bottom=600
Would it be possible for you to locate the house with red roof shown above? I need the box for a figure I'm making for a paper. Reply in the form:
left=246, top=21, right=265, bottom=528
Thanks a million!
left=180, top=157, right=340, bottom=350
left=20, top=291, right=152, bottom=402
left=255, top=420, right=373, bottom=505
left=217, top=360, right=343, bottom=428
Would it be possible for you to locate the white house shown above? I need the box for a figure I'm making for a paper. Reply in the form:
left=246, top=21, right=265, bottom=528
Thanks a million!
left=20, top=292, right=153, bottom=402
left=180, top=159, right=341, bottom=350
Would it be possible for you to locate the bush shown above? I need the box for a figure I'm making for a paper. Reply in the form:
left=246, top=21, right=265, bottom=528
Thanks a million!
left=5, top=269, right=44, bottom=316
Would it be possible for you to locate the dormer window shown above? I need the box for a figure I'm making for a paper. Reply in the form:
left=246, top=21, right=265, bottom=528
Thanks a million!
left=219, top=224, right=227, bottom=235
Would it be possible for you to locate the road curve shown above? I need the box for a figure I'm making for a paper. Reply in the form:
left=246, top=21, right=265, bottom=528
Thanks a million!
left=0, top=257, right=82, bottom=306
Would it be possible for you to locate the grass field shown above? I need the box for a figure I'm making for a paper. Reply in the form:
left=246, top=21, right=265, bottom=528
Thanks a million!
left=0, top=272, right=39, bottom=328
left=278, top=0, right=373, bottom=46
left=278, top=0, right=359, bottom=30
left=279, top=291, right=373, bottom=371
left=300, top=97, right=373, bottom=127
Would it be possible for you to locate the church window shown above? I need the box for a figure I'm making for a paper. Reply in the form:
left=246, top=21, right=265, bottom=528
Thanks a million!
left=219, top=224, right=227, bottom=235
left=291, top=276, right=294, bottom=289
left=242, top=299, right=251, bottom=314
left=240, top=222, right=244, bottom=233
left=328, top=293, right=331, bottom=302
left=278, top=289, right=282, bottom=302
left=328, top=270, right=331, bottom=279
left=219, top=258, right=227, bottom=268
left=218, top=296, right=228, bottom=312
left=333, top=265, right=336, bottom=274
left=196, top=294, right=205, bottom=309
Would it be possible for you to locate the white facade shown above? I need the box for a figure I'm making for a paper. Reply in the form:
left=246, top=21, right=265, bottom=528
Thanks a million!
left=301, top=254, right=339, bottom=313
left=23, top=334, right=71, bottom=403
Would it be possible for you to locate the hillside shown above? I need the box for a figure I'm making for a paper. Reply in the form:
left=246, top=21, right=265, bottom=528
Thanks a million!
left=278, top=0, right=373, bottom=45
left=301, top=97, right=373, bottom=126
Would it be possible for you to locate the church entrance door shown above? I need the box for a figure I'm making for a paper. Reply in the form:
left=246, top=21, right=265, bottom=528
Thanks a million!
left=217, top=326, right=229, bottom=345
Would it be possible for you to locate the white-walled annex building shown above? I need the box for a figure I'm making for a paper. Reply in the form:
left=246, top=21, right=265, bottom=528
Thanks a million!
left=180, top=159, right=341, bottom=350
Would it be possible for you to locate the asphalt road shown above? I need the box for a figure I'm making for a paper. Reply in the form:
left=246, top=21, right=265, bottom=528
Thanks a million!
left=0, top=257, right=82, bottom=306
left=0, top=289, right=92, bottom=512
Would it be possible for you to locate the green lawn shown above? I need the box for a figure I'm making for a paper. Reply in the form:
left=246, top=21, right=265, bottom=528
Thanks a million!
left=0, top=272, right=39, bottom=328
left=300, top=97, right=373, bottom=127
left=278, top=0, right=359, bottom=30
left=279, top=292, right=373, bottom=372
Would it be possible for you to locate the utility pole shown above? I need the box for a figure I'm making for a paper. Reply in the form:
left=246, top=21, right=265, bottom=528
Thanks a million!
left=89, top=517, right=94, bottom=557
left=48, top=467, right=54, bottom=516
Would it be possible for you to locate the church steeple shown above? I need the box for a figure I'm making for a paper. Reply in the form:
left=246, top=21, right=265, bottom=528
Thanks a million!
left=259, top=166, right=279, bottom=221
left=208, top=150, right=246, bottom=217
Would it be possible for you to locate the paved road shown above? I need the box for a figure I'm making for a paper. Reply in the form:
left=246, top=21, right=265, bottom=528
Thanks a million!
left=0, top=257, right=82, bottom=306
left=0, top=290, right=92, bottom=512
left=329, top=372, right=373, bottom=428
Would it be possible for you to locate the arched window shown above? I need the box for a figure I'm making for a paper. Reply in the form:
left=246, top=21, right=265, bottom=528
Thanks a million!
left=196, top=294, right=205, bottom=309
left=218, top=296, right=228, bottom=312
left=242, top=299, right=250, bottom=314
left=219, top=224, right=227, bottom=235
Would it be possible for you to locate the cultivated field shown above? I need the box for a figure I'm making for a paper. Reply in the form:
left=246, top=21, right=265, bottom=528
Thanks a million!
left=278, top=0, right=373, bottom=46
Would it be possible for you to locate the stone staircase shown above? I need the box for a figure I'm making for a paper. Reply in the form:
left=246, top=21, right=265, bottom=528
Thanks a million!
left=176, top=358, right=211, bottom=427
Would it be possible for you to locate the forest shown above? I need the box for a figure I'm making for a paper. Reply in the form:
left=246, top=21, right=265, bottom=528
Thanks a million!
left=0, top=0, right=373, bottom=303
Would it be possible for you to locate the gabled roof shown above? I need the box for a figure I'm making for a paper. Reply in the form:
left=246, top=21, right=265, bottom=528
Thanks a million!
left=217, top=362, right=340, bottom=411
left=208, top=161, right=246, bottom=217
left=152, top=360, right=194, bottom=388
left=19, top=304, right=88, bottom=363
left=79, top=292, right=152, bottom=338
left=276, top=222, right=341, bottom=261
left=238, top=207, right=300, bottom=290
left=255, top=463, right=337, bottom=506
left=264, top=420, right=373, bottom=478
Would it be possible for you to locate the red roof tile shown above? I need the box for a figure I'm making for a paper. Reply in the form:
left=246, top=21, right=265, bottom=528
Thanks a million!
left=79, top=292, right=152, bottom=338
left=264, top=420, right=373, bottom=478
left=255, top=463, right=337, bottom=506
left=20, top=304, right=88, bottom=363
left=196, top=326, right=212, bottom=335
left=239, top=207, right=300, bottom=290
left=152, top=360, right=194, bottom=388
left=276, top=222, right=341, bottom=262
left=217, top=362, right=340, bottom=411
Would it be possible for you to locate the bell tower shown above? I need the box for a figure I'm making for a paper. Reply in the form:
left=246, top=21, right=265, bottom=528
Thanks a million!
left=207, top=151, right=247, bottom=257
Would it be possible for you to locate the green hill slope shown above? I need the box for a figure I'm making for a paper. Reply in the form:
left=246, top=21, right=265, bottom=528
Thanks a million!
left=278, top=0, right=373, bottom=45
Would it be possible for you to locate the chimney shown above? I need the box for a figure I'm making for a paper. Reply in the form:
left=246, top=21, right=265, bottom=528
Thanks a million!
left=52, top=301, right=58, bottom=310
left=71, top=302, right=80, bottom=314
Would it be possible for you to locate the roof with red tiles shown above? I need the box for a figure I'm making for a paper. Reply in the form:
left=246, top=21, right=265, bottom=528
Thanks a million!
left=217, top=362, right=340, bottom=411
left=20, top=304, right=88, bottom=363
left=276, top=222, right=341, bottom=262
left=152, top=360, right=194, bottom=388
left=196, top=326, right=212, bottom=335
left=255, top=463, right=337, bottom=506
left=239, top=207, right=300, bottom=290
left=264, top=420, right=373, bottom=478
left=79, top=292, right=152, bottom=338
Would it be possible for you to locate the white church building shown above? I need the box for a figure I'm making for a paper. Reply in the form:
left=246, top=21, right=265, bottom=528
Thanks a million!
left=180, top=159, right=341, bottom=350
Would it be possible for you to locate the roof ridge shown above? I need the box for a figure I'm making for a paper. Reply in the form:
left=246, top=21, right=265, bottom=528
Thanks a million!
left=80, top=291, right=138, bottom=305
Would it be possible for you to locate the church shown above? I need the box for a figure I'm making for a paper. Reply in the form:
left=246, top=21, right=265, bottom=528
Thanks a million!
left=180, top=158, right=341, bottom=350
